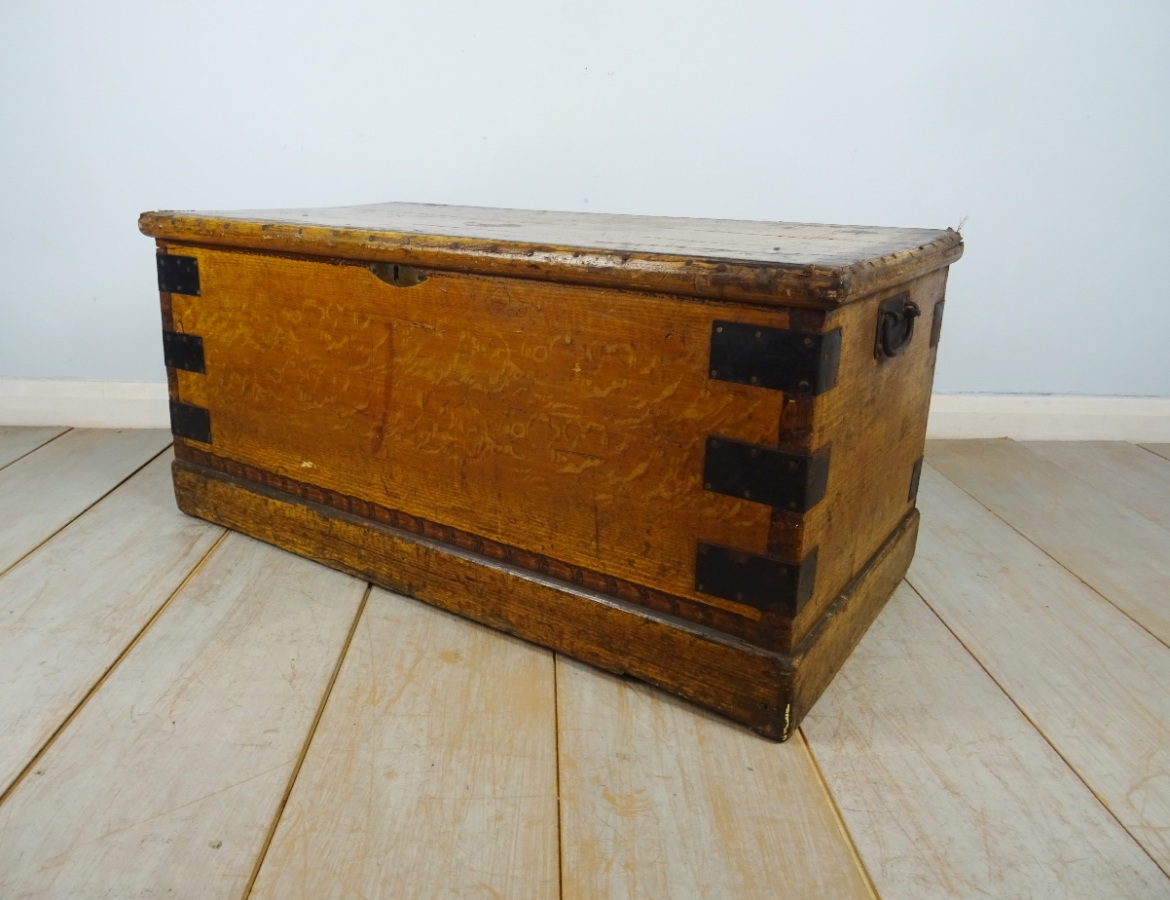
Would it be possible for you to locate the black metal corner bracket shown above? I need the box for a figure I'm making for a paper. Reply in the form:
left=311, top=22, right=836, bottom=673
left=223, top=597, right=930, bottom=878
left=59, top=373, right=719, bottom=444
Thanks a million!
left=909, top=456, right=924, bottom=503
left=169, top=401, right=212, bottom=444
left=708, top=322, right=841, bottom=395
left=930, top=300, right=945, bottom=348
left=162, top=330, right=205, bottom=373
left=157, top=253, right=200, bottom=296
left=695, top=543, right=818, bottom=618
left=703, top=437, right=830, bottom=512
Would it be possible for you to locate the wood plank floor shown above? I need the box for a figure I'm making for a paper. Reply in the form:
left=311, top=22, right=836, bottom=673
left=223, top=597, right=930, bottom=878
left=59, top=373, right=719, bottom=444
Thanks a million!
left=1, top=429, right=1167, bottom=899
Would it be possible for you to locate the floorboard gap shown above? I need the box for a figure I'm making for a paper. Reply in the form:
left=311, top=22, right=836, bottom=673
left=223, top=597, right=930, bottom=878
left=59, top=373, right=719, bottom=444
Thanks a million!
left=553, top=653, right=565, bottom=900
left=0, top=527, right=228, bottom=809
left=922, top=460, right=1170, bottom=653
left=798, top=726, right=881, bottom=900
left=906, top=577, right=1170, bottom=882
left=0, top=427, right=72, bottom=473
left=0, top=441, right=173, bottom=582
left=241, top=583, right=373, bottom=900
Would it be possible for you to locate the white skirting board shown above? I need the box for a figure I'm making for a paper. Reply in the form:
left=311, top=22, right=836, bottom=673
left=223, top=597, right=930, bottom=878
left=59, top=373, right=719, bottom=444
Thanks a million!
left=0, top=380, right=171, bottom=430
left=925, top=395, right=1170, bottom=441
left=0, top=380, right=1169, bottom=441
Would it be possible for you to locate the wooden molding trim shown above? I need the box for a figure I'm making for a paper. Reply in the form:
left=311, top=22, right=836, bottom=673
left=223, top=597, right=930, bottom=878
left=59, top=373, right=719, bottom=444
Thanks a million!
left=139, top=210, right=962, bottom=310
left=173, top=442, right=779, bottom=649
left=170, top=458, right=919, bottom=740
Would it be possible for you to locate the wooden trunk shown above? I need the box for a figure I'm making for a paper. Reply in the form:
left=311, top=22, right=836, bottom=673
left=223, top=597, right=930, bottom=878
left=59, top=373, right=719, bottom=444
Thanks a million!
left=139, top=202, right=962, bottom=740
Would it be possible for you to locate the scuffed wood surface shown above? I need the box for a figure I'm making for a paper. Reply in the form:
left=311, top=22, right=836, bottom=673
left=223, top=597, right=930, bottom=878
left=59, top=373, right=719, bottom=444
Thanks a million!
left=1026, top=441, right=1170, bottom=530
left=803, top=583, right=1169, bottom=898
left=556, top=657, right=874, bottom=900
left=141, top=202, right=962, bottom=308
left=0, top=452, right=222, bottom=794
left=908, top=464, right=1170, bottom=873
left=927, top=439, right=1170, bottom=645
left=249, top=589, right=558, bottom=900
left=0, top=533, right=365, bottom=900
left=0, top=426, right=66, bottom=469
left=0, top=429, right=171, bottom=574
left=142, top=201, right=953, bottom=267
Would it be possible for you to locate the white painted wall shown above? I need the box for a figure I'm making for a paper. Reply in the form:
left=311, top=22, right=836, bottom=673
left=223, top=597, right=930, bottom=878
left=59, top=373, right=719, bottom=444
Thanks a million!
left=2, top=0, right=1167, bottom=395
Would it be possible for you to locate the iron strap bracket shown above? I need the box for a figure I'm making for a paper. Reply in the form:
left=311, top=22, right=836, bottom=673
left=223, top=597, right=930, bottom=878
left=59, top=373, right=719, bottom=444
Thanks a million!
left=930, top=300, right=945, bottom=348
left=157, top=253, right=201, bottom=296
left=708, top=322, right=841, bottom=395
left=703, top=437, right=830, bottom=512
left=695, top=544, right=818, bottom=617
left=169, top=401, right=212, bottom=444
left=909, top=456, right=924, bottom=503
left=162, top=330, right=205, bottom=373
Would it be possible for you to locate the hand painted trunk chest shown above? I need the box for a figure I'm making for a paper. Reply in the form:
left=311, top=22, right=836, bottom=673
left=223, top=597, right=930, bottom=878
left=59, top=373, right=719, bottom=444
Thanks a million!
left=140, top=202, right=962, bottom=740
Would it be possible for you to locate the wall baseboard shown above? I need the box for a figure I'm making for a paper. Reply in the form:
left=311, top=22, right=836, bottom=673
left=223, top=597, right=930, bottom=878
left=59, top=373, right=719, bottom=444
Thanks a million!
left=0, top=380, right=170, bottom=429
left=1, top=380, right=1169, bottom=442
left=925, top=394, right=1170, bottom=441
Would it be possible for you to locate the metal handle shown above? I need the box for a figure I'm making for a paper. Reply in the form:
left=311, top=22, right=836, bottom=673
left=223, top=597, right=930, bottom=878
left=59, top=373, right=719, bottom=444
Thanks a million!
left=875, top=294, right=920, bottom=359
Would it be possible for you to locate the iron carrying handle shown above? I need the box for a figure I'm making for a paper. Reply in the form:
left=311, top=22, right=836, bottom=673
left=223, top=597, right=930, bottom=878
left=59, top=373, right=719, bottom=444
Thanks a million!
left=875, top=294, right=920, bottom=359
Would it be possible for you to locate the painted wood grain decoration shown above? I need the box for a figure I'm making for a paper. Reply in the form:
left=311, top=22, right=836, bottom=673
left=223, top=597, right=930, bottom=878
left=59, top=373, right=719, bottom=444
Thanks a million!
left=789, top=270, right=945, bottom=640
left=170, top=247, right=786, bottom=620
